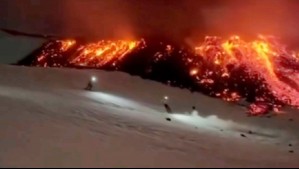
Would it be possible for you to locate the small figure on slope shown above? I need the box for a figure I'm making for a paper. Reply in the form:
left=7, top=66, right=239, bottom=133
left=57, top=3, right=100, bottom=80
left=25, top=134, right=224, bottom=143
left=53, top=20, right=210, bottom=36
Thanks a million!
left=85, top=76, right=97, bottom=91
left=191, top=106, right=198, bottom=116
left=162, top=96, right=172, bottom=114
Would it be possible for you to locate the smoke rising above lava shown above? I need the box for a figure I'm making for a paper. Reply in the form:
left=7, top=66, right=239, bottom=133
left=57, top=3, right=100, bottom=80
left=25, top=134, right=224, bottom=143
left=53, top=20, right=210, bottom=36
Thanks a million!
left=1, top=0, right=299, bottom=44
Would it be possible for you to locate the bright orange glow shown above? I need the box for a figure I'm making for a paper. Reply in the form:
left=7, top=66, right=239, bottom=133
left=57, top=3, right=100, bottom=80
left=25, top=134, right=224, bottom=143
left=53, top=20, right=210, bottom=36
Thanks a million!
left=70, top=40, right=142, bottom=67
left=190, top=68, right=199, bottom=76
left=61, top=40, right=76, bottom=52
left=33, top=36, right=299, bottom=115
left=194, top=35, right=299, bottom=114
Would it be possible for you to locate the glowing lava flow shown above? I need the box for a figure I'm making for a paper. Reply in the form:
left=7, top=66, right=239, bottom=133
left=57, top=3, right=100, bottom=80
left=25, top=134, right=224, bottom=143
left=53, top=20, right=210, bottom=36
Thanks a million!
left=61, top=40, right=76, bottom=52
left=34, top=39, right=143, bottom=68
left=30, top=36, right=299, bottom=115
left=193, top=35, right=299, bottom=114
left=35, top=39, right=76, bottom=67
left=70, top=40, right=143, bottom=67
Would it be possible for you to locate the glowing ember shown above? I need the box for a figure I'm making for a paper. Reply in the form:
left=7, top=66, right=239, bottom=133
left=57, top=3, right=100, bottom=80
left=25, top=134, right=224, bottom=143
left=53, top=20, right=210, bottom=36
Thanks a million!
left=248, top=102, right=271, bottom=116
left=190, top=68, right=199, bottom=76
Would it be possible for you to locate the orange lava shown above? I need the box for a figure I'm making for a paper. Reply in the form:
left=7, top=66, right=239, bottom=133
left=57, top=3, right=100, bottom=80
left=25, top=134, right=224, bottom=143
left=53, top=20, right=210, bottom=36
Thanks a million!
left=193, top=35, right=299, bottom=113
left=69, top=40, right=142, bottom=67
left=33, top=36, right=299, bottom=115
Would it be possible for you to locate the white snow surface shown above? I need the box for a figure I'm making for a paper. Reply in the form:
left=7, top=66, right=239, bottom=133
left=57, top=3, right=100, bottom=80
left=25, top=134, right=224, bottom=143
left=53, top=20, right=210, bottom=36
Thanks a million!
left=0, top=65, right=298, bottom=167
left=0, top=32, right=46, bottom=64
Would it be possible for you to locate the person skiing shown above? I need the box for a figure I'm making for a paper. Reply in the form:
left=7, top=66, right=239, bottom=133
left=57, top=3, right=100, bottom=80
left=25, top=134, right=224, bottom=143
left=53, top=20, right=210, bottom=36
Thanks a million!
left=85, top=76, right=97, bottom=91
left=164, top=103, right=172, bottom=114
left=162, top=96, right=172, bottom=114
left=85, top=80, right=93, bottom=91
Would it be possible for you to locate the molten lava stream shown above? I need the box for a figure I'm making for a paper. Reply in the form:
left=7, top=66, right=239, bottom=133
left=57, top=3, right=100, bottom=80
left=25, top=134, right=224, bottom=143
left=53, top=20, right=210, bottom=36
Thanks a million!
left=69, top=40, right=141, bottom=67
left=32, top=36, right=299, bottom=115
left=193, top=35, right=299, bottom=115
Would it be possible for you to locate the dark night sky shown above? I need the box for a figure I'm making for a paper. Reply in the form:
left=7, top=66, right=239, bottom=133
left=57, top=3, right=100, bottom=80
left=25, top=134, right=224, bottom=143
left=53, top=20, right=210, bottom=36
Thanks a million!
left=1, top=0, right=299, bottom=46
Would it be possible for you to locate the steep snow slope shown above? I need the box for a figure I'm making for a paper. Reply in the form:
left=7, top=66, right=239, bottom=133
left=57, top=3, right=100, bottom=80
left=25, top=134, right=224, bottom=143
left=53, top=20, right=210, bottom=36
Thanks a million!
left=0, top=32, right=45, bottom=64
left=0, top=65, right=298, bottom=167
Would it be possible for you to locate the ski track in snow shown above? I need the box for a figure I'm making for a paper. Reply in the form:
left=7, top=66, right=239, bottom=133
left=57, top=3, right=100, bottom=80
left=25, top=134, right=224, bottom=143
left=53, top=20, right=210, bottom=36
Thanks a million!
left=0, top=65, right=298, bottom=167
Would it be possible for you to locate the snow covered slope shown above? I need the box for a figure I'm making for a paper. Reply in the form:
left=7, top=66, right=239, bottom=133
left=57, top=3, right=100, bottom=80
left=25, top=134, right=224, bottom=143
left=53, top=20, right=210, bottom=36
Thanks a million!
left=0, top=31, right=9, bottom=38
left=0, top=65, right=298, bottom=167
left=0, top=31, right=46, bottom=64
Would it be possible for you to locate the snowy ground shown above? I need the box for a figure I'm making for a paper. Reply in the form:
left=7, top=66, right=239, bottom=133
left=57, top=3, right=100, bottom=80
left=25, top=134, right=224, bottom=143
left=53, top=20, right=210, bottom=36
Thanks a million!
left=0, top=64, right=298, bottom=167
left=0, top=31, right=46, bottom=64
